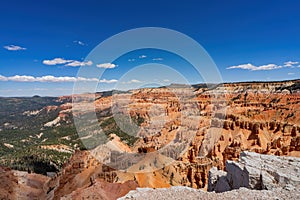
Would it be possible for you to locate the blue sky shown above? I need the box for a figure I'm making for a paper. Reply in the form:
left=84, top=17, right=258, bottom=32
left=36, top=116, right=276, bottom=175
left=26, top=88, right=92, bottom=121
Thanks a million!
left=0, top=0, right=300, bottom=96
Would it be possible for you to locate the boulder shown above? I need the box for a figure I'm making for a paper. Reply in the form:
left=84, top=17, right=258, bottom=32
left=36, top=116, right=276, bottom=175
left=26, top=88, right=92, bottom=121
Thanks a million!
left=208, top=151, right=300, bottom=192
left=208, top=167, right=230, bottom=192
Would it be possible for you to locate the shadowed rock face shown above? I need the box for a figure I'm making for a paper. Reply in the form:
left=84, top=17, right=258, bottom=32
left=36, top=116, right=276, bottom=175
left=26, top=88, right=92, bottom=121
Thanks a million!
left=208, top=151, right=300, bottom=192
left=0, top=166, right=50, bottom=200
left=0, top=166, right=17, bottom=200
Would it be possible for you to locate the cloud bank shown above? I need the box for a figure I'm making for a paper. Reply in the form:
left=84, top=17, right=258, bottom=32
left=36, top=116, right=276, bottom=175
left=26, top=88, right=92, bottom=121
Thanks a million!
left=227, top=61, right=299, bottom=71
left=227, top=63, right=282, bottom=71
left=0, top=75, right=117, bottom=83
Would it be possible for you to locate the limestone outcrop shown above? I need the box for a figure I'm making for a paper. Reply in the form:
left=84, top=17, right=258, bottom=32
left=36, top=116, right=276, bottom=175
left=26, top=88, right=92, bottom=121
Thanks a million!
left=208, top=151, right=300, bottom=192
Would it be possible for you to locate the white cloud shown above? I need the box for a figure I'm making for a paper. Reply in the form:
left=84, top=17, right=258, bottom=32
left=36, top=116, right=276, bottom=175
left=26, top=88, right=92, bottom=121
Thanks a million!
left=129, top=79, right=141, bottom=83
left=288, top=72, right=295, bottom=75
left=228, top=61, right=300, bottom=71
left=99, top=79, right=118, bottom=83
left=8, top=75, right=36, bottom=82
left=284, top=61, right=299, bottom=67
left=227, top=63, right=282, bottom=71
left=153, top=58, right=163, bottom=61
left=36, top=75, right=77, bottom=82
left=43, top=58, right=72, bottom=65
left=0, top=75, right=8, bottom=81
left=163, top=79, right=170, bottom=82
left=122, top=79, right=142, bottom=84
left=73, top=40, right=85, bottom=46
left=0, top=74, right=117, bottom=83
left=128, top=59, right=135, bottom=62
left=43, top=58, right=93, bottom=67
left=76, top=77, right=98, bottom=82
left=139, top=55, right=147, bottom=59
left=4, top=45, right=26, bottom=51
left=65, top=60, right=93, bottom=67
left=96, top=63, right=117, bottom=69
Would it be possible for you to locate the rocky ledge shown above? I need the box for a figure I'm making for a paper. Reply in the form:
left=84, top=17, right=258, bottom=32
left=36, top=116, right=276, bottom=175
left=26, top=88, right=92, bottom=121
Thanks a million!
left=208, top=151, right=300, bottom=192
left=118, top=186, right=299, bottom=200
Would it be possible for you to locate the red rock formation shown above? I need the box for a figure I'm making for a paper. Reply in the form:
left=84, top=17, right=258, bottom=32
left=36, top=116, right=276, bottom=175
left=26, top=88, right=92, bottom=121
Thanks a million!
left=10, top=79, right=300, bottom=198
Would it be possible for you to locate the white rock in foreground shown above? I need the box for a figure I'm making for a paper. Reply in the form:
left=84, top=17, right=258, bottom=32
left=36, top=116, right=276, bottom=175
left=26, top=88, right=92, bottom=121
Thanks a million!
left=118, top=186, right=300, bottom=200
left=208, top=151, right=300, bottom=192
